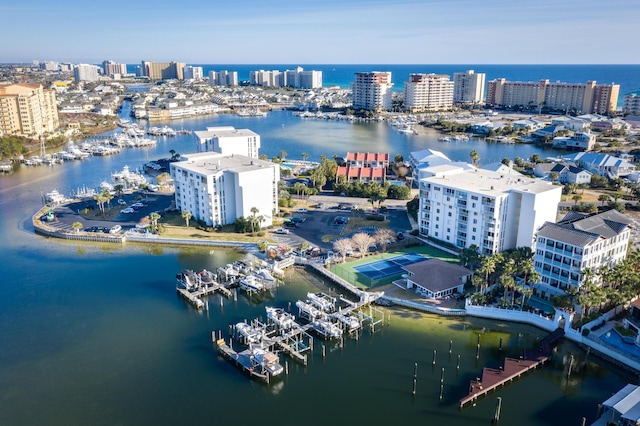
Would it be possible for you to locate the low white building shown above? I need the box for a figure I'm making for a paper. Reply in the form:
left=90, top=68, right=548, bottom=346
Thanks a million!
left=533, top=209, right=631, bottom=299
left=418, top=166, right=561, bottom=255
left=552, top=131, right=596, bottom=151
left=564, top=152, right=636, bottom=179
left=194, top=126, right=260, bottom=158
left=170, top=152, right=279, bottom=227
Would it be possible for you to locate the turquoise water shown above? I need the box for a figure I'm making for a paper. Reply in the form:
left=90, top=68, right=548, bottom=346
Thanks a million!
left=0, top=103, right=637, bottom=425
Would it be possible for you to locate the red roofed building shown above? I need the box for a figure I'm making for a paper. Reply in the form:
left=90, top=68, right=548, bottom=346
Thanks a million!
left=336, top=152, right=389, bottom=183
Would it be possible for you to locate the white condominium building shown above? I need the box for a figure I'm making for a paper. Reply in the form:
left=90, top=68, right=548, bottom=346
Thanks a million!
left=351, top=71, right=393, bottom=111
left=453, top=70, right=486, bottom=104
left=183, top=66, right=204, bottom=80
left=170, top=152, right=280, bottom=227
left=209, top=70, right=238, bottom=87
left=284, top=67, right=322, bottom=89
left=418, top=166, right=561, bottom=255
left=533, top=209, right=631, bottom=299
left=74, top=64, right=100, bottom=82
left=0, top=83, right=59, bottom=137
left=404, top=73, right=454, bottom=112
left=486, top=79, right=620, bottom=114
left=102, top=60, right=127, bottom=76
left=194, top=126, right=260, bottom=159
left=250, top=70, right=284, bottom=87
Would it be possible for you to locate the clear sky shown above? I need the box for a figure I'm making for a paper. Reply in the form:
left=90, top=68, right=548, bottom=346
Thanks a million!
left=3, top=0, right=639, bottom=64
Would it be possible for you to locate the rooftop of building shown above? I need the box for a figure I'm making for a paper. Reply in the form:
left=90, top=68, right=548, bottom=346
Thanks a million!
left=403, top=258, right=472, bottom=292
left=537, top=209, right=632, bottom=246
left=172, top=152, right=275, bottom=175
left=420, top=165, right=558, bottom=196
left=194, top=126, right=258, bottom=140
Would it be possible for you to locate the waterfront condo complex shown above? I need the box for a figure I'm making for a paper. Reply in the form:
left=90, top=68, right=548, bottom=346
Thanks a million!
left=453, top=70, right=486, bottom=105
left=486, top=78, right=620, bottom=114
left=0, top=82, right=59, bottom=138
left=351, top=71, right=393, bottom=111
left=418, top=165, right=562, bottom=255
left=533, top=209, right=632, bottom=299
left=403, top=73, right=454, bottom=112
left=194, top=126, right=261, bottom=159
left=140, top=61, right=186, bottom=80
left=170, top=152, right=279, bottom=228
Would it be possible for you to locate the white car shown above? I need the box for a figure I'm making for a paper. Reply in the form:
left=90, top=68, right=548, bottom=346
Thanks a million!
left=274, top=228, right=290, bottom=234
left=109, top=225, right=122, bottom=234
left=120, top=207, right=135, bottom=214
left=117, top=199, right=127, bottom=205
left=295, top=208, right=307, bottom=213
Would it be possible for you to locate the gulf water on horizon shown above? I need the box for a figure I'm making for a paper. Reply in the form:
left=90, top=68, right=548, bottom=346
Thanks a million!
left=128, top=63, right=640, bottom=97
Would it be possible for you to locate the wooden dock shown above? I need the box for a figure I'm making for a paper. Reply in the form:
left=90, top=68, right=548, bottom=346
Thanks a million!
left=177, top=283, right=232, bottom=310
left=459, top=328, right=564, bottom=407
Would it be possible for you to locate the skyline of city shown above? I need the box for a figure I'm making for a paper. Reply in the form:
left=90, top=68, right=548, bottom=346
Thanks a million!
left=3, top=0, right=639, bottom=65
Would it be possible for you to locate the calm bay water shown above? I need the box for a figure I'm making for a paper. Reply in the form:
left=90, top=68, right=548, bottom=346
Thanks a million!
left=0, top=95, right=636, bottom=425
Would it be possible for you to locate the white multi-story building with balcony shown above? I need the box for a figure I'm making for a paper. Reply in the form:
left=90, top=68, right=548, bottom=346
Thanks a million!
left=404, top=73, right=454, bottom=112
left=170, top=152, right=279, bottom=227
left=351, top=71, right=393, bottom=111
left=453, top=70, right=486, bottom=104
left=194, top=126, right=260, bottom=158
left=533, top=209, right=631, bottom=299
left=183, top=66, right=204, bottom=80
left=208, top=70, right=238, bottom=87
left=418, top=166, right=561, bottom=255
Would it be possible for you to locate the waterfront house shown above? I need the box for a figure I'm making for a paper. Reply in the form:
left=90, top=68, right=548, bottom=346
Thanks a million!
left=564, top=152, right=636, bottom=179
left=533, top=162, right=592, bottom=184
left=402, top=258, right=472, bottom=299
left=552, top=131, right=597, bottom=151
left=532, top=209, right=631, bottom=299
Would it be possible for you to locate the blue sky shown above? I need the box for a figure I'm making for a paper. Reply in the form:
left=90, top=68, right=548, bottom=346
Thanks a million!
left=2, top=0, right=639, bottom=64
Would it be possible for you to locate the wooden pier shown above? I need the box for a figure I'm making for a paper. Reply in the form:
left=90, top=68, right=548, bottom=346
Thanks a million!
left=176, top=282, right=231, bottom=310
left=459, top=328, right=564, bottom=407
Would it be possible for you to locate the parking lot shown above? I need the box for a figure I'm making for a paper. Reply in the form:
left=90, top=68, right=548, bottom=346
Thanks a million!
left=269, top=201, right=412, bottom=251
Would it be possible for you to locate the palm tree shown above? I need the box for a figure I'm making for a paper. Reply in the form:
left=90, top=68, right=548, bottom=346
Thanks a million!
left=572, top=194, right=582, bottom=205
left=72, top=221, right=83, bottom=233
left=479, top=254, right=499, bottom=293
left=598, top=194, right=610, bottom=206
left=181, top=210, right=192, bottom=228
left=149, top=212, right=161, bottom=233
left=280, top=150, right=287, bottom=161
left=469, top=149, right=480, bottom=167
left=93, top=192, right=108, bottom=217
left=114, top=184, right=124, bottom=201
left=249, top=207, right=259, bottom=234
left=301, top=153, right=308, bottom=162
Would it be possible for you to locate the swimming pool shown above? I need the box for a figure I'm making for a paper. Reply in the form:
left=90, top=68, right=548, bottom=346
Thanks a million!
left=600, top=329, right=640, bottom=360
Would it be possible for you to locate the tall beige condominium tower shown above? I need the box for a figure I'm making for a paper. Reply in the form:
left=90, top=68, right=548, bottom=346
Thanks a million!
left=351, top=71, right=393, bottom=111
left=0, top=83, right=59, bottom=138
left=141, top=61, right=186, bottom=80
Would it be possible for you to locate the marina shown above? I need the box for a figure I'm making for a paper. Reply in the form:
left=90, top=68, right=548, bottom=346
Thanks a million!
left=215, top=291, right=385, bottom=381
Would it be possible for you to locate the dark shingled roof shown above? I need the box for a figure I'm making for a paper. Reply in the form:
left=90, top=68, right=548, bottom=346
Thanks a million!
left=402, top=259, right=472, bottom=293
left=538, top=209, right=632, bottom=246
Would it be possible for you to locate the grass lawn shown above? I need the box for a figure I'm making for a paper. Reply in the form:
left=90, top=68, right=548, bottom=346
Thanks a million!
left=330, top=245, right=459, bottom=289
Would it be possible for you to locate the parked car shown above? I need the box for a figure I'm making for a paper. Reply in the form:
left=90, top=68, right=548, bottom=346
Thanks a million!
left=334, top=216, right=349, bottom=225
left=290, top=216, right=305, bottom=223
left=109, top=225, right=122, bottom=234
left=120, top=207, right=135, bottom=214
left=295, top=208, right=307, bottom=213
left=284, top=221, right=298, bottom=228
left=274, top=228, right=290, bottom=234
left=117, top=199, right=127, bottom=205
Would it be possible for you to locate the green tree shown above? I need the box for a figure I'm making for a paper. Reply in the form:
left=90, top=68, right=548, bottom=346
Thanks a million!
left=469, top=149, right=480, bottom=167
left=149, top=212, right=161, bottom=233
left=598, top=194, right=611, bottom=205
left=181, top=210, right=192, bottom=228
left=280, top=150, right=287, bottom=161
left=301, top=153, right=308, bottom=162
left=249, top=207, right=259, bottom=235
left=72, top=221, right=83, bottom=233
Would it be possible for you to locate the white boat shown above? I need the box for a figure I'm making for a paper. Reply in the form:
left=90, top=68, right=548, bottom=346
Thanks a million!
left=45, top=190, right=66, bottom=204
left=266, top=307, right=296, bottom=330
left=250, top=347, right=283, bottom=376
left=176, top=269, right=199, bottom=290
left=218, top=264, right=239, bottom=280
left=295, top=300, right=322, bottom=321
left=307, top=292, right=335, bottom=312
left=256, top=268, right=276, bottom=284
left=236, top=107, right=267, bottom=117
left=235, top=323, right=262, bottom=344
left=239, top=275, right=263, bottom=292
left=312, top=318, right=343, bottom=339
left=334, top=313, right=360, bottom=331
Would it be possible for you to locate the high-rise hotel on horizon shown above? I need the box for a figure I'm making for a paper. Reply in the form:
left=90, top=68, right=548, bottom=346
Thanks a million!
left=453, top=70, right=486, bottom=105
left=486, top=79, right=619, bottom=114
left=351, top=71, right=393, bottom=111
left=141, top=61, right=186, bottom=80
left=0, top=83, right=59, bottom=138
left=403, top=73, right=454, bottom=112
